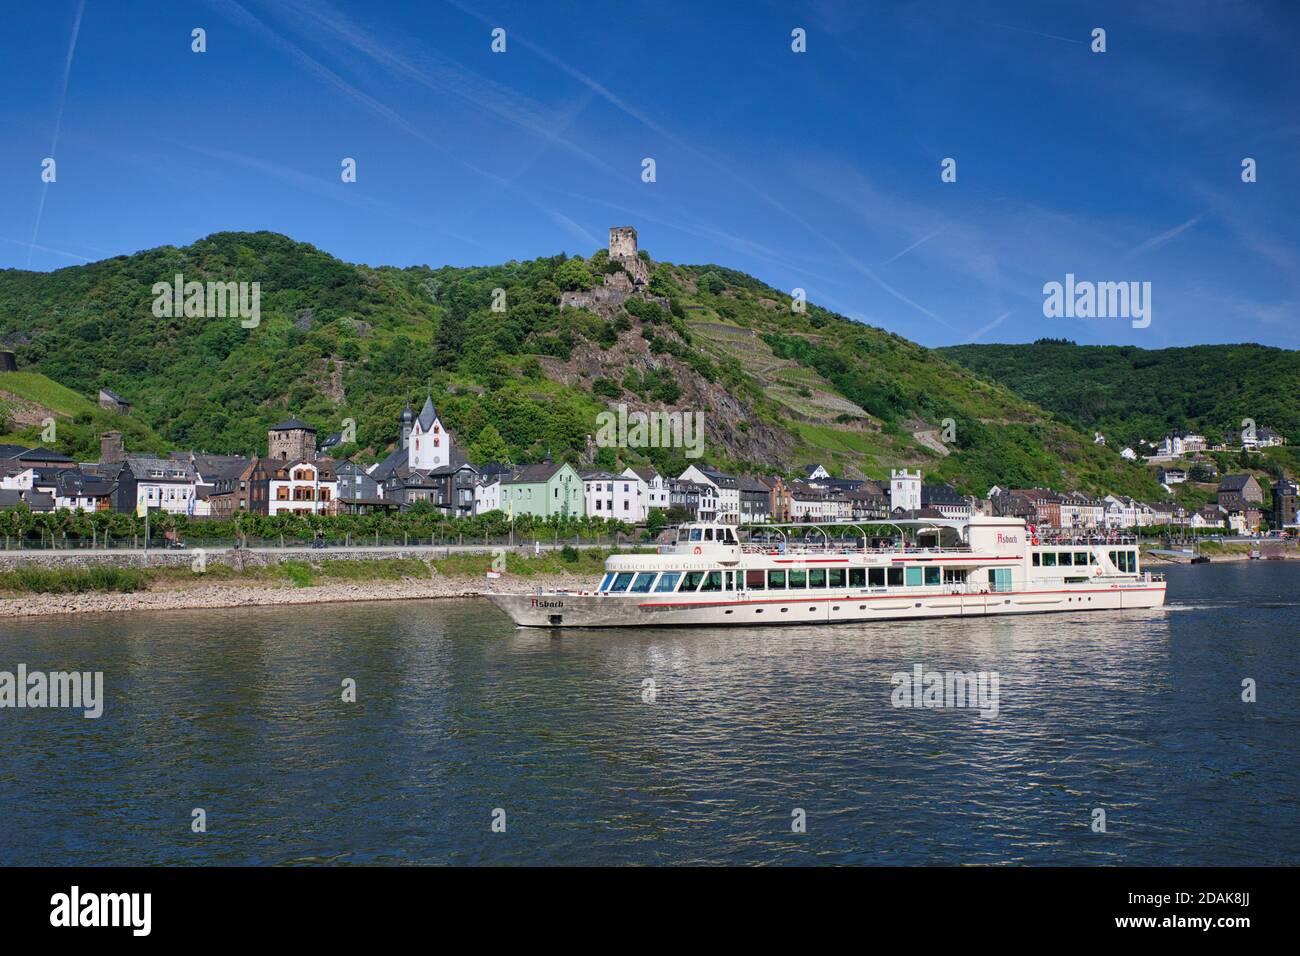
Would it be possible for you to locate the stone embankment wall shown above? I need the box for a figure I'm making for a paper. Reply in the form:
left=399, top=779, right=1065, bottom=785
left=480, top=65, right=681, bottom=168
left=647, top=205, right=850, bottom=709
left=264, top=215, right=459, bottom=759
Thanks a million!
left=0, top=545, right=541, bottom=572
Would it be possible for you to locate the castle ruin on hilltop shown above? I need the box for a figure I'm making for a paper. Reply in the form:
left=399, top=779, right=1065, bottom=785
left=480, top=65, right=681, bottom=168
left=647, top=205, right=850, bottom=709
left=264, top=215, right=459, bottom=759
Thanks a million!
left=560, top=226, right=665, bottom=315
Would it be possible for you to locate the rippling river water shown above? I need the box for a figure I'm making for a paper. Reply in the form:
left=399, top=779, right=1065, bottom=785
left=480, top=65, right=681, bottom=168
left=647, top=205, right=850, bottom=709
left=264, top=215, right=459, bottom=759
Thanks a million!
left=2, top=562, right=1297, bottom=865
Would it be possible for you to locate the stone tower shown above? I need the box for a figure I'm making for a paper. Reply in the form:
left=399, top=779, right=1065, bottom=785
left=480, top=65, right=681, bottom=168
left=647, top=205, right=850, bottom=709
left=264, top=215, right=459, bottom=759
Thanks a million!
left=607, top=226, right=649, bottom=285
left=609, top=226, right=637, bottom=260
left=268, top=418, right=317, bottom=461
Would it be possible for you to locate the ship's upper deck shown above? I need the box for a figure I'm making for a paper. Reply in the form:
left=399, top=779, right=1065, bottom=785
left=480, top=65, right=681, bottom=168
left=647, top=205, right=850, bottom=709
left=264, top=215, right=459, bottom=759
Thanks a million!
left=658, top=517, right=1140, bottom=559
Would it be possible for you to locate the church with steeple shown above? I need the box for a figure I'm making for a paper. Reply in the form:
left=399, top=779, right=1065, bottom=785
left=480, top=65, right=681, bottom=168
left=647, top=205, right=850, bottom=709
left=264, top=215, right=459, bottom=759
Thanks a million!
left=401, top=394, right=450, bottom=471
left=368, top=392, right=476, bottom=514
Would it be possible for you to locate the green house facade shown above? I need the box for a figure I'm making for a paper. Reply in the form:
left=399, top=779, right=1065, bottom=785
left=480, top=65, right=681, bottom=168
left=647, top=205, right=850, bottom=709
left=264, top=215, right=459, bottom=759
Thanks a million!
left=500, top=460, right=584, bottom=518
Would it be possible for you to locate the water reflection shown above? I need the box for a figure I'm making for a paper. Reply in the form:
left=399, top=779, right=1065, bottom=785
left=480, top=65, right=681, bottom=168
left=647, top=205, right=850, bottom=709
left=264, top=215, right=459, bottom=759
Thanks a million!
left=1, top=562, right=1296, bottom=865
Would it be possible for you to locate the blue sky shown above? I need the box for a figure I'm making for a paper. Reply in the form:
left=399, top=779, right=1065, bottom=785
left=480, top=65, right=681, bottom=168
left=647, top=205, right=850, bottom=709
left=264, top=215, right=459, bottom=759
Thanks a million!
left=2, top=0, right=1297, bottom=348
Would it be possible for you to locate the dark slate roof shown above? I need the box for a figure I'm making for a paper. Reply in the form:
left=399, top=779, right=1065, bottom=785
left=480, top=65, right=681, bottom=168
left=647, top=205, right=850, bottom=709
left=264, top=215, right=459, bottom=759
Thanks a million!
left=790, top=482, right=827, bottom=499
left=425, top=459, right=476, bottom=478
left=320, top=432, right=343, bottom=449
left=192, top=454, right=253, bottom=481
left=270, top=418, right=315, bottom=432
left=100, top=388, right=129, bottom=403
left=1218, top=474, right=1254, bottom=491
left=368, top=446, right=408, bottom=482
left=505, top=461, right=567, bottom=484
left=921, top=482, right=966, bottom=506
left=0, top=443, right=29, bottom=459
left=121, top=458, right=198, bottom=481
left=846, top=486, right=886, bottom=500
left=416, top=395, right=438, bottom=432
left=695, top=465, right=737, bottom=489
left=736, top=475, right=771, bottom=493
left=393, top=470, right=438, bottom=489
left=821, top=478, right=864, bottom=492
left=630, top=466, right=659, bottom=482
left=0, top=489, right=54, bottom=511
left=579, top=469, right=621, bottom=481
left=54, top=469, right=115, bottom=497
left=16, top=446, right=74, bottom=463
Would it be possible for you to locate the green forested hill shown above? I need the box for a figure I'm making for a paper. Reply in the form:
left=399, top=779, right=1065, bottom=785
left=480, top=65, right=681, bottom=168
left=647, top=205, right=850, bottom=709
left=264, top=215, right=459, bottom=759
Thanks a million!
left=937, top=340, right=1300, bottom=452
left=0, top=231, right=1167, bottom=498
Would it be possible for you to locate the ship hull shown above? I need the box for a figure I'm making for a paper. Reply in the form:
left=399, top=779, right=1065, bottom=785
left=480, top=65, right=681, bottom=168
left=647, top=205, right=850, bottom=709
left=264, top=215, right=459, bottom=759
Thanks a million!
left=485, top=581, right=1167, bottom=628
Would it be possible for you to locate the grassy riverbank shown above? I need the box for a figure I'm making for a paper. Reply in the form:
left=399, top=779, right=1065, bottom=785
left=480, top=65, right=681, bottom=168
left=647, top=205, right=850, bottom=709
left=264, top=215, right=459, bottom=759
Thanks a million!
left=0, top=548, right=642, bottom=596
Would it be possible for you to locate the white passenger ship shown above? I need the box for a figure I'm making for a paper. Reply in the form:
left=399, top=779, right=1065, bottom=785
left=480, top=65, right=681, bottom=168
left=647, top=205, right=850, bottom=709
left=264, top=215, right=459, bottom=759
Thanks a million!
left=486, top=516, right=1167, bottom=628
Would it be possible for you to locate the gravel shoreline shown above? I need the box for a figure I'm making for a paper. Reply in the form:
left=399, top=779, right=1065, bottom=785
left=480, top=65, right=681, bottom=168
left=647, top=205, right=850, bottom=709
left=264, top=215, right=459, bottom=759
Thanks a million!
left=0, top=573, right=589, bottom=618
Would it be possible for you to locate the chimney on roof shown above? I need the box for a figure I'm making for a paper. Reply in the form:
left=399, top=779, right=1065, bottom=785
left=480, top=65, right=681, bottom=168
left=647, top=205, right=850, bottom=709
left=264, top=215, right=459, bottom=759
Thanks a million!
left=100, top=431, right=125, bottom=464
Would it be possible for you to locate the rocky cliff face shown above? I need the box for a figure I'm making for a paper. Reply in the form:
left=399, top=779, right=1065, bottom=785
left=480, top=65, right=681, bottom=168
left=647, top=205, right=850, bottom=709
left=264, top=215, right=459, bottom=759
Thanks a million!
left=539, top=322, right=796, bottom=466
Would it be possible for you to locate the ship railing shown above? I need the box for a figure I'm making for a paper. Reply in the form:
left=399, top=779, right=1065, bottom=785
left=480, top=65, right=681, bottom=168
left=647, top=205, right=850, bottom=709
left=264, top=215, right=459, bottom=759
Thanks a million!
left=1035, top=534, right=1138, bottom=545
left=740, top=543, right=973, bottom=556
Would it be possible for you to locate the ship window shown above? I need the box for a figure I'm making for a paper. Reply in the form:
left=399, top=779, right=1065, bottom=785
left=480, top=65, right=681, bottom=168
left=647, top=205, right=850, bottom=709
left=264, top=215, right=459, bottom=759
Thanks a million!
left=609, top=572, right=635, bottom=593
left=905, top=567, right=924, bottom=587
left=850, top=568, right=867, bottom=588
left=1075, top=552, right=1089, bottom=565
left=598, top=572, right=614, bottom=591
left=689, top=529, right=702, bottom=542
left=943, top=569, right=968, bottom=583
left=828, top=568, right=846, bottom=588
left=866, top=568, right=883, bottom=588
left=654, top=572, right=681, bottom=592
left=699, top=571, right=724, bottom=592
left=1043, top=553, right=1057, bottom=567
left=725, top=571, right=735, bottom=590
left=704, top=528, right=714, bottom=541
left=788, top=569, right=807, bottom=589
left=887, top=568, right=904, bottom=587
left=630, top=572, right=657, bottom=593
left=745, top=569, right=766, bottom=590
left=1089, top=553, right=1098, bottom=565
left=681, top=571, right=706, bottom=591
left=1059, top=553, right=1073, bottom=567
left=924, top=567, right=941, bottom=586
left=1032, top=553, right=1041, bottom=566
left=767, top=570, right=786, bottom=590
left=808, top=569, right=826, bottom=588
left=1108, top=550, right=1117, bottom=567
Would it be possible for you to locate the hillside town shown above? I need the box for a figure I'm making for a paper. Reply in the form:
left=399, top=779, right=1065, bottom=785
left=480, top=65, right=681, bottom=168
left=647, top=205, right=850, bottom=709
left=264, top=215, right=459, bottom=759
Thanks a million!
left=1, top=395, right=1296, bottom=538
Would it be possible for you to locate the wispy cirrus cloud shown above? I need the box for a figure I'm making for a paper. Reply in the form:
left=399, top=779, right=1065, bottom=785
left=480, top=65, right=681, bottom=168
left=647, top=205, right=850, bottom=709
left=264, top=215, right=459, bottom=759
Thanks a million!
left=205, top=0, right=510, bottom=188
left=1126, top=212, right=1207, bottom=259
left=271, top=0, right=617, bottom=178
left=26, top=0, right=84, bottom=267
